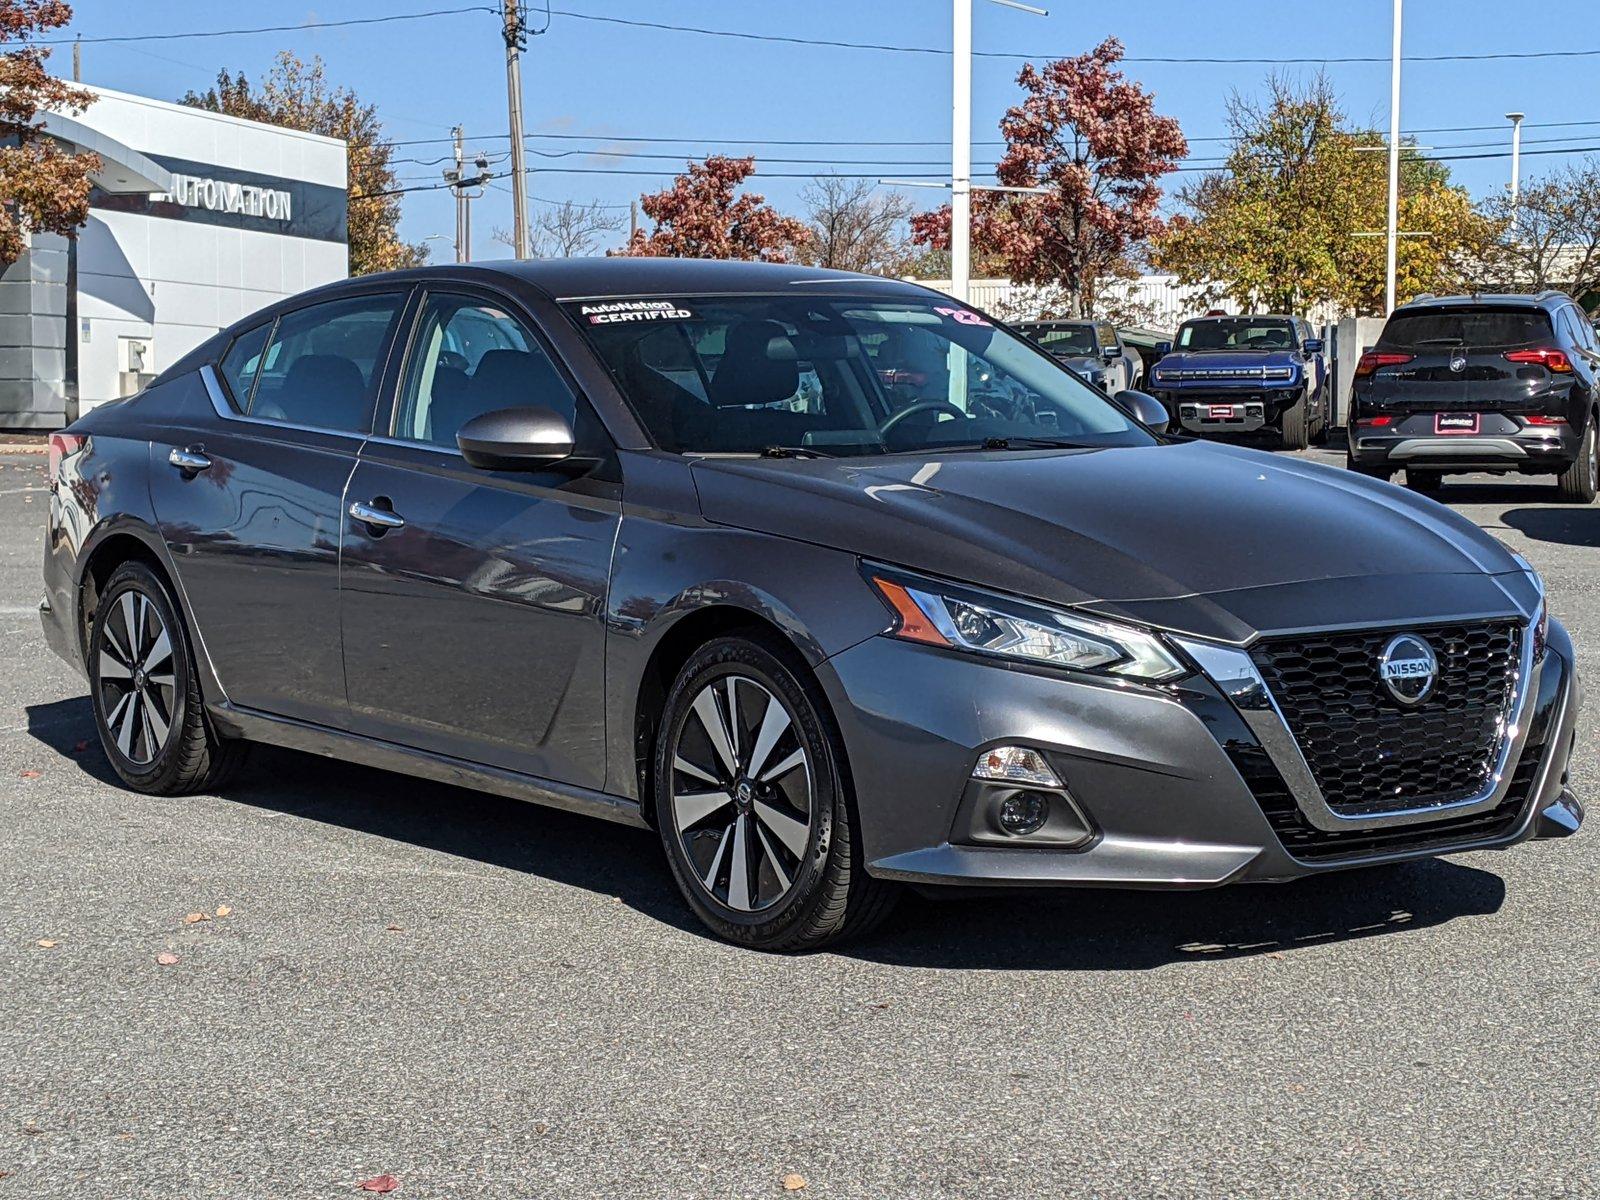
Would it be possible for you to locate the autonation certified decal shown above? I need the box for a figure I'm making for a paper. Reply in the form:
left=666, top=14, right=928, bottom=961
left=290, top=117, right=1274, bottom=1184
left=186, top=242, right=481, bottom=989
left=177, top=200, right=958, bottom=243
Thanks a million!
left=581, top=300, right=694, bottom=325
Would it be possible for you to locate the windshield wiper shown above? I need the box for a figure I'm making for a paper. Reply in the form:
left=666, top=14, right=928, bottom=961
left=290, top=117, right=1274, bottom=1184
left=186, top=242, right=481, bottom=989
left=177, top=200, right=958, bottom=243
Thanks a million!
left=758, top=445, right=832, bottom=459
left=977, top=436, right=1094, bottom=450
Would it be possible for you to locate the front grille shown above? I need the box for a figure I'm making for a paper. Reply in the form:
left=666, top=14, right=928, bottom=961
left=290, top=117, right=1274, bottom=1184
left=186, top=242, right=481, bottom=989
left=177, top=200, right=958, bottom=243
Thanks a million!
left=1252, top=621, right=1521, bottom=815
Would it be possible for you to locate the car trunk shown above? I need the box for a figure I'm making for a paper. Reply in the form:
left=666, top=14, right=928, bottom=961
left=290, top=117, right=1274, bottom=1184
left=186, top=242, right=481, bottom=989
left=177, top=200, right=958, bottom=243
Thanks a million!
left=1372, top=306, right=1555, bottom=418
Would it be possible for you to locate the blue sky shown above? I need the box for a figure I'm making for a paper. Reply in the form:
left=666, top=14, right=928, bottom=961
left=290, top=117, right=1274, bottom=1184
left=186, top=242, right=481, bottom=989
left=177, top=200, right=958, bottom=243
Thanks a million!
left=51, top=0, right=1600, bottom=261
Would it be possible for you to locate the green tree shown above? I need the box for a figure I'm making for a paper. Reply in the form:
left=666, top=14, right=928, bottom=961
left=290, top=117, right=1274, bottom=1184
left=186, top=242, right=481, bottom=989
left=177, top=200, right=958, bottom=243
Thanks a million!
left=1155, top=75, right=1492, bottom=315
left=181, top=53, right=425, bottom=276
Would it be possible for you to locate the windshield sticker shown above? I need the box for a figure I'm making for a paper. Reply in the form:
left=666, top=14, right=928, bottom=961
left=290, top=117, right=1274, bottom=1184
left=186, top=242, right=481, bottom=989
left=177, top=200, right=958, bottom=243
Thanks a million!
left=579, top=300, right=694, bottom=325
left=933, top=305, right=991, bottom=327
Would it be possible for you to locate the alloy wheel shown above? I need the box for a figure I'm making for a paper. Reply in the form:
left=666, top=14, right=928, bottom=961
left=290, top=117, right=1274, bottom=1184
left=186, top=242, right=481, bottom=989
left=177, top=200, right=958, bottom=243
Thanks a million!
left=96, top=589, right=176, bottom=766
left=670, top=674, right=813, bottom=913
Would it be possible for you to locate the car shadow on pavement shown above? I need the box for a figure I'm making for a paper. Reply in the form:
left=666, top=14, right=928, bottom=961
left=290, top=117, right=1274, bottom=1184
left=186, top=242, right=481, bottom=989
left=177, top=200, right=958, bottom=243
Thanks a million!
left=26, top=696, right=1509, bottom=968
left=1499, top=507, right=1600, bottom=548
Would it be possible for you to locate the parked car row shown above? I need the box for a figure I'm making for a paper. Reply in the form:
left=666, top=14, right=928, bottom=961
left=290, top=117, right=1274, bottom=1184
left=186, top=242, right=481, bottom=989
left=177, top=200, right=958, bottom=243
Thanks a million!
left=40, top=260, right=1585, bottom=951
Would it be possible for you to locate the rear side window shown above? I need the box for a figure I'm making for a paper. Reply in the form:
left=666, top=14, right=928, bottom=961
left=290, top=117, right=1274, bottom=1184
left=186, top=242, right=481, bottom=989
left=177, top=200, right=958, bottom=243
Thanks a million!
left=1379, top=307, right=1553, bottom=351
left=247, top=293, right=407, bottom=433
left=218, top=322, right=272, bottom=412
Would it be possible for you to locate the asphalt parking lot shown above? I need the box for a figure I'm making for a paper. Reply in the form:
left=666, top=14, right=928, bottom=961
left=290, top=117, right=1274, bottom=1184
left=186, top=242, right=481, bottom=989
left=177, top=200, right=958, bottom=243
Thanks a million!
left=1, top=446, right=1595, bottom=1199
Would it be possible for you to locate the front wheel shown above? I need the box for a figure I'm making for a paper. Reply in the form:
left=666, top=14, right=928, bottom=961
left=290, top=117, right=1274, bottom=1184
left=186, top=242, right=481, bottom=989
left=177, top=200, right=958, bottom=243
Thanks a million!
left=88, top=561, right=246, bottom=794
left=1556, top=416, right=1598, bottom=503
left=1279, top=392, right=1310, bottom=451
left=653, top=634, right=896, bottom=951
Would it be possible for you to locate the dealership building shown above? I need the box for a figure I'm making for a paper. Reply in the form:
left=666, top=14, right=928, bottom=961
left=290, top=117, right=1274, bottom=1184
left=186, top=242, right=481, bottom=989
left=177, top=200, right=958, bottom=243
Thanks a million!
left=0, top=85, right=349, bottom=429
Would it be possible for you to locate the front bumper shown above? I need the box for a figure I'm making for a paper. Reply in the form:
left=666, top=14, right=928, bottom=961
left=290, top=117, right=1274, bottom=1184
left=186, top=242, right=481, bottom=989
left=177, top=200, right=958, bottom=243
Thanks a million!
left=1154, top=387, right=1302, bottom=435
left=819, top=619, right=1581, bottom=889
left=1349, top=419, right=1582, bottom=473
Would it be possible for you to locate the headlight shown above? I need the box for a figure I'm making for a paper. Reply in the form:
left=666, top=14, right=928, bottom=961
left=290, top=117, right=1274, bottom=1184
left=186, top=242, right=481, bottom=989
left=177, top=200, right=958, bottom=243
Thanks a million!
left=868, top=570, right=1186, bottom=681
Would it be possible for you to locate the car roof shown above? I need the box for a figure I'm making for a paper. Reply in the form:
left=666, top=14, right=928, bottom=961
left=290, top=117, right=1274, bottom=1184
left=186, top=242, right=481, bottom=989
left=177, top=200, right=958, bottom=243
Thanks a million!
left=1019, top=319, right=1094, bottom=327
left=1180, top=313, right=1297, bottom=322
left=1393, top=291, right=1572, bottom=312
left=330, top=257, right=938, bottom=303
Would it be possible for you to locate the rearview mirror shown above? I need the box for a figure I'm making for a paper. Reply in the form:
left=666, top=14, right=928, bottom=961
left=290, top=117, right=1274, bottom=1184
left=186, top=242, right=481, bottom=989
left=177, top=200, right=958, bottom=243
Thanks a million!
left=1114, top=389, right=1170, bottom=434
left=1303, top=337, right=1325, bottom=355
left=457, top=405, right=575, bottom=471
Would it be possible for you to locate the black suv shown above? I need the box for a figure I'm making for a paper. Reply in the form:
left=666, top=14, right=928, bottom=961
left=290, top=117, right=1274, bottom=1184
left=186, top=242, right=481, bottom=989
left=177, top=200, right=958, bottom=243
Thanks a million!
left=1348, top=292, right=1599, bottom=501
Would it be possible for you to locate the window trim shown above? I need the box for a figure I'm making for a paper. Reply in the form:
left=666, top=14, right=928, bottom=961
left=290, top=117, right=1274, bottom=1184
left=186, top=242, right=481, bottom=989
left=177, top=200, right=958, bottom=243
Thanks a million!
left=216, top=319, right=277, bottom=414
left=382, top=286, right=586, bottom=456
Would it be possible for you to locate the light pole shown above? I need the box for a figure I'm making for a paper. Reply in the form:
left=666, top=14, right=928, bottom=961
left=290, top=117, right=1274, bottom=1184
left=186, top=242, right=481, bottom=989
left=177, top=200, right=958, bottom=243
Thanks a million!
left=1507, top=111, right=1525, bottom=206
left=949, top=0, right=1047, bottom=303
left=1384, top=0, right=1403, bottom=317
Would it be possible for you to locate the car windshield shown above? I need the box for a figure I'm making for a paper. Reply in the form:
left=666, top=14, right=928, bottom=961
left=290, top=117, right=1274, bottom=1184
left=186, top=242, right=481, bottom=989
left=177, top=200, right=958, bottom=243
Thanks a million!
left=1018, top=324, right=1098, bottom=356
left=1378, top=307, right=1553, bottom=350
left=1177, top=318, right=1295, bottom=352
left=567, top=295, right=1155, bottom=457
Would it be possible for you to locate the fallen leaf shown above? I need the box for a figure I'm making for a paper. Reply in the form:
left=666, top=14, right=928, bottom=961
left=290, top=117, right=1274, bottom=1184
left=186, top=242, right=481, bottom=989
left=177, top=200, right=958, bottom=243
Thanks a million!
left=782, top=1174, right=808, bottom=1192
left=36, top=939, right=58, bottom=948
left=534, top=1122, right=549, bottom=1135
left=214, top=905, right=232, bottom=919
left=155, top=952, right=179, bottom=966
left=357, top=1174, right=400, bottom=1193
left=19, top=770, right=40, bottom=779
left=182, top=912, right=208, bottom=925
left=1266, top=951, right=1285, bottom=960
left=385, top=924, right=403, bottom=932
left=72, top=740, right=89, bottom=753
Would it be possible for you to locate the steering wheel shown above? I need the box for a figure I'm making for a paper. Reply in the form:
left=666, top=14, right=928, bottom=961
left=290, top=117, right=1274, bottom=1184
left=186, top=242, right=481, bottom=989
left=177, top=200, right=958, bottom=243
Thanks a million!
left=879, top=399, right=968, bottom=439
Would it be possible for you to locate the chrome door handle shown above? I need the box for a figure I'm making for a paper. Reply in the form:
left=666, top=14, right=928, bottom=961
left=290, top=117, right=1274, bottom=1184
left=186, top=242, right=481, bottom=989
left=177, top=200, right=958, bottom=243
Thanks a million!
left=349, top=500, right=405, bottom=531
left=168, top=447, right=211, bottom=473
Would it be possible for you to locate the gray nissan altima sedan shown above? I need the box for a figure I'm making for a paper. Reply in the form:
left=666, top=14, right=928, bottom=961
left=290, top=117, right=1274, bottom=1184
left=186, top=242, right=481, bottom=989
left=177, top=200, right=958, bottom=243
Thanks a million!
left=40, top=259, right=1584, bottom=950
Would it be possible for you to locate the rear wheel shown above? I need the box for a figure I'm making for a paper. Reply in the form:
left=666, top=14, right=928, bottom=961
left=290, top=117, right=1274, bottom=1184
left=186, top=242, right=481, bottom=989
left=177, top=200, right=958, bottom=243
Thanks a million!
left=88, top=561, right=246, bottom=794
left=1406, top=469, right=1444, bottom=494
left=1279, top=392, right=1310, bottom=451
left=1556, top=415, right=1598, bottom=503
left=653, top=634, right=895, bottom=951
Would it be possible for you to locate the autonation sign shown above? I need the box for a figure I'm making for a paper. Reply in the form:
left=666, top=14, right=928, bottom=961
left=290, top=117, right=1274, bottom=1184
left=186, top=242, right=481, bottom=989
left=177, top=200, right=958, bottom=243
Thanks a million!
left=168, top=173, right=293, bottom=221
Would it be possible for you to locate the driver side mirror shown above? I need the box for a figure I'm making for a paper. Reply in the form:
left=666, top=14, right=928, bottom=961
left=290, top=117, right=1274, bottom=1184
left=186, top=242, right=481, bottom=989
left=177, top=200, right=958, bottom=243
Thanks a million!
left=1153, top=340, right=1172, bottom=358
left=1114, top=389, right=1170, bottom=435
left=1303, top=337, right=1325, bottom=355
left=1101, top=345, right=1120, bottom=361
left=457, top=405, right=575, bottom=471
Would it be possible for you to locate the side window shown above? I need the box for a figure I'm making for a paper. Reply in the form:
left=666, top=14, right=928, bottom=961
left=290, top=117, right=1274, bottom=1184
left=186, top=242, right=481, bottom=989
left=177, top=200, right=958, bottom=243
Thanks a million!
left=248, top=293, right=405, bottom=433
left=395, top=293, right=577, bottom=450
left=218, top=321, right=272, bottom=412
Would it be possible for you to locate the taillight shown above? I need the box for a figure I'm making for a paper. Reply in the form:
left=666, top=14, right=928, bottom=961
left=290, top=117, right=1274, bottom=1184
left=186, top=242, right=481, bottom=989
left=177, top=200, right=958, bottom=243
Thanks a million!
left=1356, top=415, right=1394, bottom=427
left=47, top=433, right=86, bottom=487
left=1355, top=352, right=1414, bottom=377
left=1504, top=347, right=1573, bottom=373
left=1524, top=414, right=1568, bottom=426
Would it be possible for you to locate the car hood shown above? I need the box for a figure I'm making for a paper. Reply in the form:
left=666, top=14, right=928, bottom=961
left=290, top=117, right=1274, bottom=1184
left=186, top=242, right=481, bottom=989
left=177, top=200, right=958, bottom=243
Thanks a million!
left=689, top=441, right=1534, bottom=644
left=1050, top=354, right=1104, bottom=373
left=1155, top=349, right=1300, bottom=372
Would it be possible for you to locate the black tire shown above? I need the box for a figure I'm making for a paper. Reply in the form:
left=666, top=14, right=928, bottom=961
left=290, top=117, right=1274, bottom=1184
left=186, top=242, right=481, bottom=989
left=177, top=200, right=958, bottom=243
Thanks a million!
left=88, top=561, right=246, bottom=795
left=652, top=634, right=896, bottom=952
left=1346, top=454, right=1393, bottom=482
left=1310, top=388, right=1331, bottom=446
left=1406, top=469, right=1444, bottom=494
left=1556, top=415, right=1598, bottom=503
left=1279, top=391, right=1310, bottom=451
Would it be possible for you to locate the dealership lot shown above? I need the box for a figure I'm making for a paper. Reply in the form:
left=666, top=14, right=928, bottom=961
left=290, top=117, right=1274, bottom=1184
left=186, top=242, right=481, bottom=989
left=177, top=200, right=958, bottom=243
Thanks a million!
left=1, top=447, right=1595, bottom=1198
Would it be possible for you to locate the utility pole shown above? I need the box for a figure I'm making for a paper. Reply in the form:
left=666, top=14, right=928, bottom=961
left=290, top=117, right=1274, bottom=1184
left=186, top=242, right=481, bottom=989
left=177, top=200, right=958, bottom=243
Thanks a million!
left=951, top=0, right=973, bottom=304
left=72, top=35, right=81, bottom=82
left=503, top=0, right=531, bottom=259
left=1507, top=111, right=1525, bottom=206
left=1384, top=0, right=1403, bottom=317
left=630, top=200, right=639, bottom=243
left=443, top=128, right=491, bottom=263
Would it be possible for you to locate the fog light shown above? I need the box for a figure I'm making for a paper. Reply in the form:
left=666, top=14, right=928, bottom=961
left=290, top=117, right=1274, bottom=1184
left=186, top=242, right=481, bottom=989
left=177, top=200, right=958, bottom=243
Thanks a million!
left=973, top=745, right=1061, bottom=787
left=997, top=790, right=1051, bottom=837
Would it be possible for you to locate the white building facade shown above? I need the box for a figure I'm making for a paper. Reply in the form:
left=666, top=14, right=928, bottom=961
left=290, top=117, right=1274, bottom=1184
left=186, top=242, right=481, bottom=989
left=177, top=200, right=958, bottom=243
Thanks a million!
left=0, top=85, right=348, bottom=428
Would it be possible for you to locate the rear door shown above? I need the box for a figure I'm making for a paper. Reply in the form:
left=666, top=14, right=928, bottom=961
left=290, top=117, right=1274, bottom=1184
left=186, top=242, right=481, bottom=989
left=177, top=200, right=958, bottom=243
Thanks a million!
left=150, top=288, right=410, bottom=726
left=338, top=287, right=620, bottom=788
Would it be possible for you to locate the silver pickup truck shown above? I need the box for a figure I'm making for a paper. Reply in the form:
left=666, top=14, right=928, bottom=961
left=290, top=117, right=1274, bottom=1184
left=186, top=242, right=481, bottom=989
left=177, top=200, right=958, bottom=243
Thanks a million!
left=1014, top=319, right=1144, bottom=394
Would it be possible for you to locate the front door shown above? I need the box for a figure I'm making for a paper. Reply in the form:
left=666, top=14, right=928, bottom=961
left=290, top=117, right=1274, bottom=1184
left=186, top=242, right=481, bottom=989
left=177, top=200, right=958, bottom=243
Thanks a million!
left=150, top=289, right=409, bottom=726
left=338, top=290, right=620, bottom=789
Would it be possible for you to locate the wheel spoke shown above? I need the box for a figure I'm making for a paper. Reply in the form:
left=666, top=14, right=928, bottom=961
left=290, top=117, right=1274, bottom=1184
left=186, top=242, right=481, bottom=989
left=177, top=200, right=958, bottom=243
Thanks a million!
left=672, top=754, right=720, bottom=787
left=700, top=821, right=734, bottom=891
left=141, top=688, right=170, bottom=748
left=674, top=788, right=733, bottom=832
left=147, top=673, right=175, bottom=688
left=724, top=678, right=741, bottom=762
left=118, top=593, right=140, bottom=659
left=726, top=813, right=751, bottom=912
left=115, top=689, right=140, bottom=758
left=758, top=747, right=806, bottom=785
left=98, top=650, right=132, bottom=680
left=754, top=798, right=810, bottom=859
left=142, top=626, right=171, bottom=673
left=744, top=693, right=791, bottom=781
left=754, top=823, right=792, bottom=893
left=690, top=687, right=739, bottom=778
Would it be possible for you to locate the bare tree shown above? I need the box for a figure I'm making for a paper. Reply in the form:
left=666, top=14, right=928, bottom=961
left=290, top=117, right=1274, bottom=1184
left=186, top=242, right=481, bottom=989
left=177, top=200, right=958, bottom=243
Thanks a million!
left=1474, top=161, right=1600, bottom=308
left=494, top=198, right=625, bottom=258
left=801, top=176, right=916, bottom=276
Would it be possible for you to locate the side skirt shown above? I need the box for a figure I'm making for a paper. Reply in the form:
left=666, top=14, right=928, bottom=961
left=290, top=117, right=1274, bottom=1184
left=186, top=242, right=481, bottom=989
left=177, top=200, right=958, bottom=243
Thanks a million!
left=207, top=702, right=648, bottom=830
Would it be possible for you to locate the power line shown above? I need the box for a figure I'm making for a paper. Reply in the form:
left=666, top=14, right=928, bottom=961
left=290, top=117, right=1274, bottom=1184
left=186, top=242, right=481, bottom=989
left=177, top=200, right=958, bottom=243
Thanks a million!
left=40, top=5, right=495, bottom=45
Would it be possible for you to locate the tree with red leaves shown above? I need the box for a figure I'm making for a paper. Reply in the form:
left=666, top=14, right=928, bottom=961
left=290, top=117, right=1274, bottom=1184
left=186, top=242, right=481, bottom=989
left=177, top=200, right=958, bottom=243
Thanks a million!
left=911, top=38, right=1186, bottom=316
left=1, top=1, right=101, bottom=266
left=619, top=155, right=810, bottom=262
